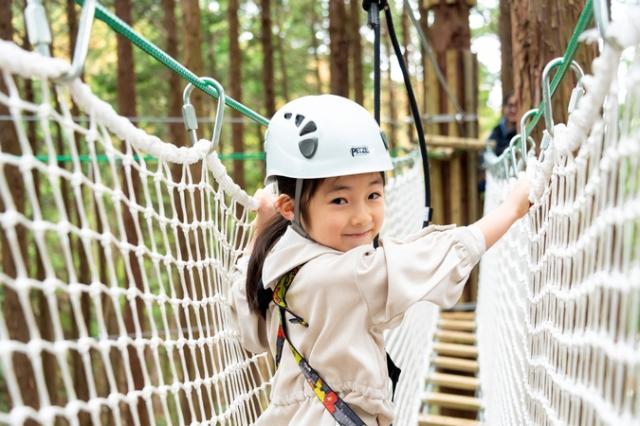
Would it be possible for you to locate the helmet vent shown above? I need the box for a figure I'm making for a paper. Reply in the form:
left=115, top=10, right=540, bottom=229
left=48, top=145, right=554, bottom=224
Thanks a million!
left=299, top=121, right=317, bottom=136
left=284, top=112, right=292, bottom=119
left=295, top=114, right=305, bottom=126
left=298, top=137, right=318, bottom=159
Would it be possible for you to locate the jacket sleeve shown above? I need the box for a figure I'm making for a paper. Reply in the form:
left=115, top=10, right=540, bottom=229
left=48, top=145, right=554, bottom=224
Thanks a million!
left=354, top=224, right=486, bottom=329
left=227, top=255, right=269, bottom=354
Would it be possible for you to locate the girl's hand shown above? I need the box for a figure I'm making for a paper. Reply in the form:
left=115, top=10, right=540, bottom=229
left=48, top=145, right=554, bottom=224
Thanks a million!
left=474, top=176, right=532, bottom=250
left=507, top=177, right=531, bottom=219
left=253, top=187, right=278, bottom=238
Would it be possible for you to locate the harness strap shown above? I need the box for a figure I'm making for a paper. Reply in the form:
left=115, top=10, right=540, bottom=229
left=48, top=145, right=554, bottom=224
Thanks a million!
left=273, top=267, right=366, bottom=426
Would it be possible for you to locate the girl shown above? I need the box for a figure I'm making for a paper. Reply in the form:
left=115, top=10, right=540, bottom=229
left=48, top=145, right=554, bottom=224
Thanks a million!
left=230, top=95, right=530, bottom=425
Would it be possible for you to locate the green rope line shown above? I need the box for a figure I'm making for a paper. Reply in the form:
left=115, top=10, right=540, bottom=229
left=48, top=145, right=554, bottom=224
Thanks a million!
left=75, top=0, right=269, bottom=127
left=525, top=0, right=593, bottom=136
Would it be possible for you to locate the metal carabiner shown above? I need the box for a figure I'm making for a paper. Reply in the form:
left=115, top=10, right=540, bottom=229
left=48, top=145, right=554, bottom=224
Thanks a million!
left=55, top=0, right=96, bottom=81
left=507, top=134, right=522, bottom=177
left=519, top=108, right=538, bottom=159
left=593, top=0, right=610, bottom=40
left=182, top=77, right=226, bottom=152
left=541, top=57, right=585, bottom=137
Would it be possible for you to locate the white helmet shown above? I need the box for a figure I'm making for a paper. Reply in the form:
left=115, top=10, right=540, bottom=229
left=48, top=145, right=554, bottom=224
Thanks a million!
left=264, top=95, right=393, bottom=183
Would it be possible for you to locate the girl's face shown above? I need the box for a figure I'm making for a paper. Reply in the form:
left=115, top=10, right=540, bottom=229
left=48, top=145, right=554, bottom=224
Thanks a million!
left=303, top=172, right=385, bottom=252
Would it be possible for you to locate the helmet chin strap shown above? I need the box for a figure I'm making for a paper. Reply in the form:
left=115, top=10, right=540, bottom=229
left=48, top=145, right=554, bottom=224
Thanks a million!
left=291, top=178, right=311, bottom=239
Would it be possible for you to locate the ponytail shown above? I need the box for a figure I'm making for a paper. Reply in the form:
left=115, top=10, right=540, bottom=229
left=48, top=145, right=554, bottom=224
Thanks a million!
left=245, top=176, right=324, bottom=316
left=245, top=213, right=289, bottom=316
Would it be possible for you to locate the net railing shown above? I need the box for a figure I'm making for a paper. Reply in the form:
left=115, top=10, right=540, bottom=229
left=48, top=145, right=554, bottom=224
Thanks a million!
left=478, top=7, right=640, bottom=425
left=0, top=39, right=434, bottom=425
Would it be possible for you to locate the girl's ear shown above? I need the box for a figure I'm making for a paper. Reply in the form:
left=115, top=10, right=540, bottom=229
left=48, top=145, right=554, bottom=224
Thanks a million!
left=274, top=194, right=295, bottom=221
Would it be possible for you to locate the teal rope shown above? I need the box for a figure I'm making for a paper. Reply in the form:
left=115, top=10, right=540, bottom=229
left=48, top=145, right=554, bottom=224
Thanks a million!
left=75, top=0, right=269, bottom=127
left=525, top=0, right=594, bottom=136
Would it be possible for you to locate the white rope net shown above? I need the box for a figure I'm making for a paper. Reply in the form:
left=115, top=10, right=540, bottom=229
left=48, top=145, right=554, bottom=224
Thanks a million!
left=478, top=8, right=640, bottom=426
left=0, top=40, right=433, bottom=425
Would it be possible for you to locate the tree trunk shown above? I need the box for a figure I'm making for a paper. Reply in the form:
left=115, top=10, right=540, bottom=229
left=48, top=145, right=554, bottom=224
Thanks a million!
left=261, top=0, right=276, bottom=117
left=499, top=0, right=514, bottom=96
left=164, top=0, right=186, bottom=148
left=114, top=1, right=148, bottom=425
left=0, top=2, right=39, bottom=417
left=510, top=0, right=594, bottom=127
left=329, top=0, right=350, bottom=97
left=426, top=0, right=471, bottom=52
left=228, top=0, right=245, bottom=187
left=384, top=36, right=397, bottom=150
left=181, top=0, right=206, bottom=116
left=349, top=0, right=363, bottom=104
left=309, top=2, right=323, bottom=93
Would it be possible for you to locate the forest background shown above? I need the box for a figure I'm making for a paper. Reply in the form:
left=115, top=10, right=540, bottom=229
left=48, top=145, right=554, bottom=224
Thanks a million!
left=3, top=0, right=592, bottom=195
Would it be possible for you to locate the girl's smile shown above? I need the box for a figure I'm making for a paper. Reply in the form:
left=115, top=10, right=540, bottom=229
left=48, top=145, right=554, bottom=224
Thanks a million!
left=303, top=172, right=385, bottom=252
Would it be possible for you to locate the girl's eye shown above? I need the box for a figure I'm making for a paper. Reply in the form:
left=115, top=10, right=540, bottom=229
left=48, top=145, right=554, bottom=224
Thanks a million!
left=331, top=198, right=347, bottom=205
left=369, top=192, right=382, bottom=200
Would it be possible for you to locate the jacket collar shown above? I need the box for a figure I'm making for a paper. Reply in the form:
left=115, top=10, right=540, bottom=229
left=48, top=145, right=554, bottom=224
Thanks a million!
left=262, top=226, right=340, bottom=289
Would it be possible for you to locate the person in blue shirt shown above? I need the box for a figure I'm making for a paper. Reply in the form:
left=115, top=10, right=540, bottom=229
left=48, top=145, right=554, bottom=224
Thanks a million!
left=488, top=92, right=518, bottom=156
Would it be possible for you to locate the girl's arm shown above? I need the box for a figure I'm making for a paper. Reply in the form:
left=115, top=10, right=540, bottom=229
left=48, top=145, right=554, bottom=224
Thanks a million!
left=473, top=178, right=530, bottom=250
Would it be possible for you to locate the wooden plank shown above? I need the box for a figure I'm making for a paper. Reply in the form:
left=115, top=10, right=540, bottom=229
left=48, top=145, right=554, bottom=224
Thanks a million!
left=433, top=356, right=479, bottom=373
left=438, top=319, right=476, bottom=331
left=436, top=330, right=476, bottom=344
left=423, top=391, right=482, bottom=411
left=419, top=414, right=480, bottom=426
left=428, top=372, right=480, bottom=391
left=440, top=311, right=475, bottom=320
left=425, top=134, right=485, bottom=150
left=433, top=342, right=478, bottom=358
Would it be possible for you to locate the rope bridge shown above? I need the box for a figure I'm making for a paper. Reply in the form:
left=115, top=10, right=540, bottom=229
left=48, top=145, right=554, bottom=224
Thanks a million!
left=478, top=6, right=640, bottom=425
left=0, top=38, right=434, bottom=425
left=1, top=2, right=640, bottom=426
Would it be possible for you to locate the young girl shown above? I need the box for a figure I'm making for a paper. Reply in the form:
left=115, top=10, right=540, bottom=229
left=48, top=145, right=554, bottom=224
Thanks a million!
left=229, top=95, right=530, bottom=425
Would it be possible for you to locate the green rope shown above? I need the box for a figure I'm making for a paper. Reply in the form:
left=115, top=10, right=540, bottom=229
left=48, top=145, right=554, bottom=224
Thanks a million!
left=75, top=0, right=269, bottom=127
left=525, top=0, right=594, bottom=136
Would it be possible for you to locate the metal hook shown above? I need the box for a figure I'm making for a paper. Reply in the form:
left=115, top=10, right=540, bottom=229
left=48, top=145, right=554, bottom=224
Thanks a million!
left=541, top=57, right=585, bottom=137
left=182, top=77, right=226, bottom=151
left=507, top=134, right=522, bottom=177
left=593, top=0, right=610, bottom=40
left=55, top=0, right=96, bottom=81
left=519, top=108, right=538, bottom=160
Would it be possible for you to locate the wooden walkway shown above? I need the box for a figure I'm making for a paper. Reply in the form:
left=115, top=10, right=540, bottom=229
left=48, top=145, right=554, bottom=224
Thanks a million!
left=419, top=310, right=482, bottom=426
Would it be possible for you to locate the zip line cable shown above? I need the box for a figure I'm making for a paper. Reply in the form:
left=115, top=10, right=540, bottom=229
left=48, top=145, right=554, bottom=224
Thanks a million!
left=363, top=0, right=433, bottom=227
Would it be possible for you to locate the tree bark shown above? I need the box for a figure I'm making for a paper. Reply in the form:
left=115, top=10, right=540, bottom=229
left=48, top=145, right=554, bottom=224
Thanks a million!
left=499, top=0, right=514, bottom=96
left=181, top=0, right=206, bottom=116
left=164, top=0, right=186, bottom=148
left=309, top=2, right=323, bottom=93
left=114, top=1, right=148, bottom=425
left=510, top=0, right=595, bottom=127
left=0, top=1, right=39, bottom=416
left=228, top=0, right=245, bottom=187
left=427, top=0, right=472, bottom=52
left=273, top=2, right=290, bottom=101
left=349, top=0, right=364, bottom=104
left=384, top=36, right=397, bottom=150
left=261, top=0, right=276, bottom=117
left=329, top=0, right=350, bottom=97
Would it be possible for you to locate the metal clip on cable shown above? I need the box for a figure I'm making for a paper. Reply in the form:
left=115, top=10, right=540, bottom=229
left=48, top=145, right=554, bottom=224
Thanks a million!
left=182, top=77, right=226, bottom=152
left=540, top=57, right=585, bottom=160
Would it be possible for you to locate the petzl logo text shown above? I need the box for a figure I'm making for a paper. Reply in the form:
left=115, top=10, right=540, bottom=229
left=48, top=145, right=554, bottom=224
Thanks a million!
left=351, top=146, right=370, bottom=157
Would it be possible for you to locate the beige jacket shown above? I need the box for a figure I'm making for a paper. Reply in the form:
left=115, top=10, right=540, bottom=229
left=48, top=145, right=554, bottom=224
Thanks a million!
left=229, top=224, right=485, bottom=425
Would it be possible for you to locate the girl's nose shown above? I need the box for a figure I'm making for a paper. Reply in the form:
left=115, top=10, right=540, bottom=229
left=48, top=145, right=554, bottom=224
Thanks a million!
left=351, top=204, right=372, bottom=226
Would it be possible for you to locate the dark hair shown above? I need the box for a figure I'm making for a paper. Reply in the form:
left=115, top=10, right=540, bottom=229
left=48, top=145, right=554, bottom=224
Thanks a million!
left=502, top=92, right=515, bottom=107
left=245, top=176, right=323, bottom=316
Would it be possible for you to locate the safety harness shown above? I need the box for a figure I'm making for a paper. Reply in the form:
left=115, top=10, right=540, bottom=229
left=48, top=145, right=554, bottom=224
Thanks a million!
left=272, top=265, right=401, bottom=426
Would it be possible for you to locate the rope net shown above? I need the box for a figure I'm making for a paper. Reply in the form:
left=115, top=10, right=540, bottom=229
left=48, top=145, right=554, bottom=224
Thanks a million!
left=0, top=40, right=433, bottom=425
left=478, top=8, right=640, bottom=426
